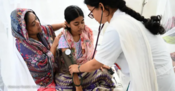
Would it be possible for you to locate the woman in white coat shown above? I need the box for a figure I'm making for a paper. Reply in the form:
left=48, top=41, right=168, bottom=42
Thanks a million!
left=69, top=0, right=175, bottom=91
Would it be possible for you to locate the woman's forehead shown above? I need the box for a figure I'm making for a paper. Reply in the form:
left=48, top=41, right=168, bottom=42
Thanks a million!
left=71, top=16, right=84, bottom=22
left=27, top=12, right=36, bottom=22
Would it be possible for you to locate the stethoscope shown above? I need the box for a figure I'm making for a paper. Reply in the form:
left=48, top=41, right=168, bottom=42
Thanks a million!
left=65, top=49, right=83, bottom=87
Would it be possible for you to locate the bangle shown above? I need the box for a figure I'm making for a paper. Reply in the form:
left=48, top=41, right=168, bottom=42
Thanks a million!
left=78, top=65, right=81, bottom=73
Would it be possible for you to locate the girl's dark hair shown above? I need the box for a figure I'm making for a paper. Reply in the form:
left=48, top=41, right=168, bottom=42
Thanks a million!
left=64, top=5, right=84, bottom=32
left=84, top=0, right=165, bottom=35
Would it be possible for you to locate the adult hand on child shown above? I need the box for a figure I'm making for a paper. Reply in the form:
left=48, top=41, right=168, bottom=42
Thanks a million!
left=50, top=32, right=62, bottom=56
left=52, top=32, right=63, bottom=47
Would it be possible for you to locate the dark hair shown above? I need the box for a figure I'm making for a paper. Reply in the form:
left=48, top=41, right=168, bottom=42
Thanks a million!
left=84, top=0, right=165, bottom=35
left=24, top=11, right=40, bottom=27
left=64, top=5, right=84, bottom=32
left=24, top=11, right=31, bottom=26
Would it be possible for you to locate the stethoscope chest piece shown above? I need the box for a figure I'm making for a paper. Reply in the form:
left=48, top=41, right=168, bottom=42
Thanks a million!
left=65, top=49, right=71, bottom=55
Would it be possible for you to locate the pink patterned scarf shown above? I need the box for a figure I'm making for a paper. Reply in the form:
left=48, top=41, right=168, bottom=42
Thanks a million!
left=62, top=25, right=94, bottom=64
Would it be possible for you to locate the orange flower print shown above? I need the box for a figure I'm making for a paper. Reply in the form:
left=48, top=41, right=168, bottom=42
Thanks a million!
left=18, top=12, right=22, bottom=15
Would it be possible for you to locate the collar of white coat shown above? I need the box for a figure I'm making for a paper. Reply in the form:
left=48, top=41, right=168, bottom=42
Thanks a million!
left=110, top=9, right=126, bottom=23
left=101, top=9, right=125, bottom=35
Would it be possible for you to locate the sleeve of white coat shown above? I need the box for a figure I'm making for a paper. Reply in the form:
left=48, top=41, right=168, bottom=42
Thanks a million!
left=95, top=26, right=122, bottom=67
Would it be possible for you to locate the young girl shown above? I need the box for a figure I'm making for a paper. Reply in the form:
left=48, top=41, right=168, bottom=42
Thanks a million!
left=55, top=5, right=115, bottom=91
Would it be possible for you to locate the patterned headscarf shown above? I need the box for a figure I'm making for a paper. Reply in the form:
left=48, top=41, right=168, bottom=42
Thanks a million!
left=11, top=8, right=55, bottom=86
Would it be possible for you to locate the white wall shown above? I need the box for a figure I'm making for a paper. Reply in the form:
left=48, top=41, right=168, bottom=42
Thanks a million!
left=125, top=0, right=143, bottom=13
left=2, top=0, right=175, bottom=61
left=125, top=0, right=158, bottom=18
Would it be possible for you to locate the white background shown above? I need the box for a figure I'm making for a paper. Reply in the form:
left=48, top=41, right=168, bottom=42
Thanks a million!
left=0, top=0, right=161, bottom=62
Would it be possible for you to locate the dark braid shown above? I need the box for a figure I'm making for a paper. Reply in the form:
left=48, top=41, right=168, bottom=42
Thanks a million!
left=84, top=0, right=165, bottom=35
